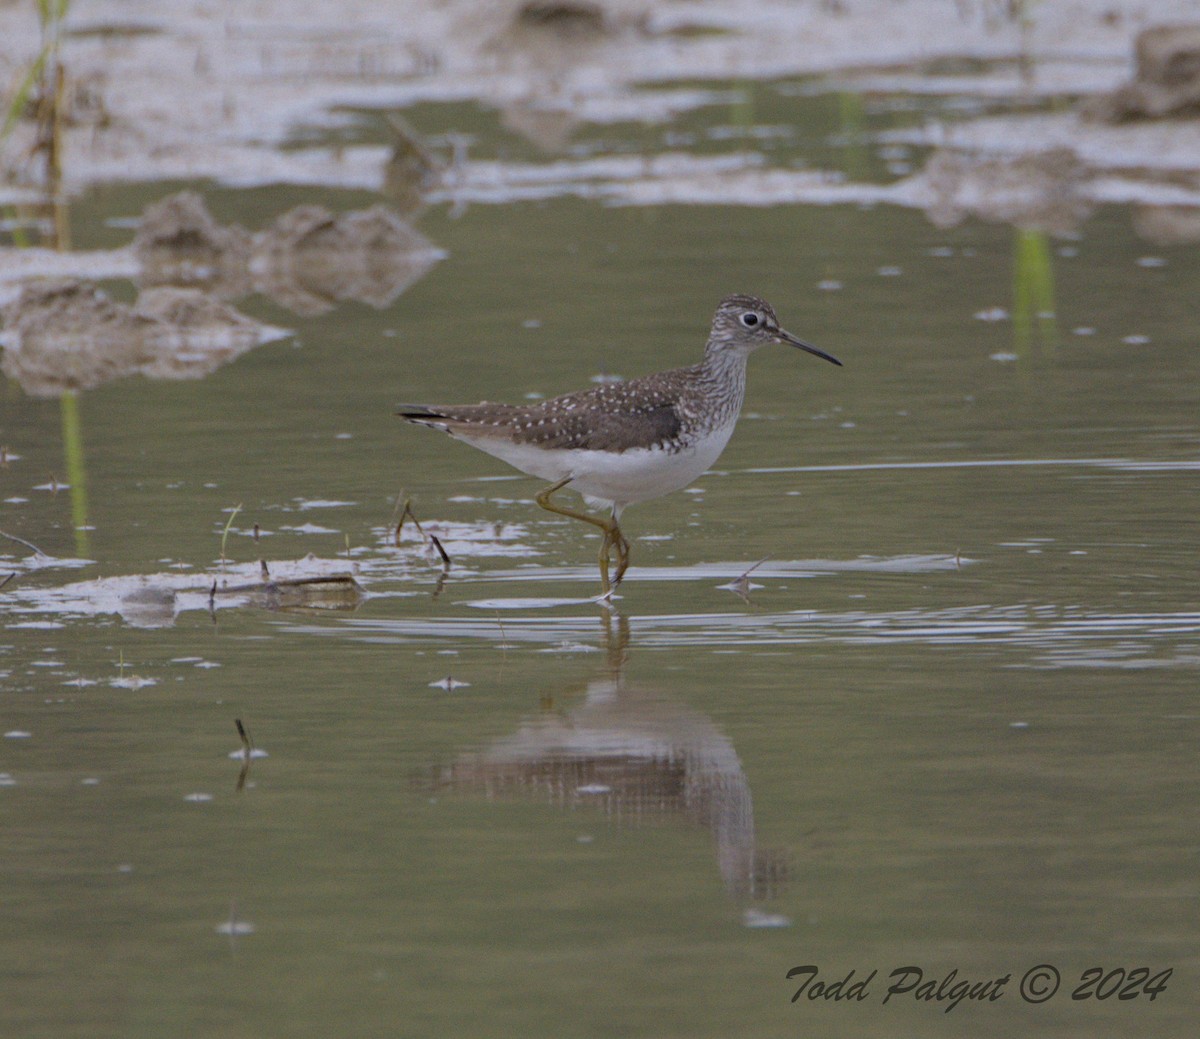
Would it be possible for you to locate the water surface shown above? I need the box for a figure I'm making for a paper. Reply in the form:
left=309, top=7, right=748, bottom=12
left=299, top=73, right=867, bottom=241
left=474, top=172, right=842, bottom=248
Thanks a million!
left=2, top=86, right=1198, bottom=1037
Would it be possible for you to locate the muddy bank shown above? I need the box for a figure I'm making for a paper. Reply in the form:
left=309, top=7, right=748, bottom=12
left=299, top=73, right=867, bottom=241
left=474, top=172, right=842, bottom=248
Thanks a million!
left=2, top=0, right=1200, bottom=204
left=0, top=279, right=290, bottom=396
left=134, top=192, right=444, bottom=315
left=0, top=192, right=444, bottom=322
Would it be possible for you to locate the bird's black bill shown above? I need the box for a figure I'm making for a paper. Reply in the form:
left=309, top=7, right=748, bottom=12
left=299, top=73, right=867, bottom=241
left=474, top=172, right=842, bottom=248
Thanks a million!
left=777, top=329, right=842, bottom=367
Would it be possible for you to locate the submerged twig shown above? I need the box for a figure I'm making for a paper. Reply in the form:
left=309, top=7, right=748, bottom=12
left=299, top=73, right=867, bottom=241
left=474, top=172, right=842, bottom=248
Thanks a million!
left=736, top=557, right=769, bottom=582
left=431, top=568, right=448, bottom=600
left=725, top=557, right=769, bottom=604
left=234, top=718, right=252, bottom=792
left=257, top=528, right=269, bottom=580
left=0, top=572, right=15, bottom=591
left=215, top=573, right=359, bottom=595
left=0, top=529, right=48, bottom=557
left=219, top=503, right=242, bottom=571
left=394, top=497, right=426, bottom=545
left=396, top=496, right=453, bottom=573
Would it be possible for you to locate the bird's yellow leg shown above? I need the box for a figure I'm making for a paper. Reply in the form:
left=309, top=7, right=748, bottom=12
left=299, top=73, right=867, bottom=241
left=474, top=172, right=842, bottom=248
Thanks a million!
left=597, top=529, right=613, bottom=594
left=535, top=477, right=624, bottom=593
left=610, top=522, right=631, bottom=587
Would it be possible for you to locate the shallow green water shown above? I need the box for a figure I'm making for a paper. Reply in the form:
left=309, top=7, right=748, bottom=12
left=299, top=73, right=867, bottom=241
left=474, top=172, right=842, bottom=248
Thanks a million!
left=2, top=86, right=1198, bottom=1037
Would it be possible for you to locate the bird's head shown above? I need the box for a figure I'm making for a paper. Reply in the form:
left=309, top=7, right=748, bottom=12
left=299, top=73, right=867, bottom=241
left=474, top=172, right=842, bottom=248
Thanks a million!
left=707, top=294, right=841, bottom=366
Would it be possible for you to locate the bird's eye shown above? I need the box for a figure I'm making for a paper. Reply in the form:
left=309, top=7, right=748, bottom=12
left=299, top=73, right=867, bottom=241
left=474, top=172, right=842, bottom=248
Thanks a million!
left=740, top=312, right=760, bottom=328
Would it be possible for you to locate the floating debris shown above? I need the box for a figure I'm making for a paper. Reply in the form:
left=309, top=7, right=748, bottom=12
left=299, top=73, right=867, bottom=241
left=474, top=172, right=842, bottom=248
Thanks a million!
left=109, top=675, right=158, bottom=690
left=214, top=573, right=363, bottom=611
left=115, top=583, right=177, bottom=628
left=742, top=907, right=792, bottom=929
left=1, top=557, right=364, bottom=628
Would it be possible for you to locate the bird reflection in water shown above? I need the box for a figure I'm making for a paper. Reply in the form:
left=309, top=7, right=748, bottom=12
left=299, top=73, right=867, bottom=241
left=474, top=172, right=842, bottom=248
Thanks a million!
left=425, top=613, right=789, bottom=914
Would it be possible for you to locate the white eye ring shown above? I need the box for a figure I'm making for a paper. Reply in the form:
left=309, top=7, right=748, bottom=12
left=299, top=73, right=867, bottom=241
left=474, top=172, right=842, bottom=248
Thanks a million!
left=740, top=312, right=760, bottom=328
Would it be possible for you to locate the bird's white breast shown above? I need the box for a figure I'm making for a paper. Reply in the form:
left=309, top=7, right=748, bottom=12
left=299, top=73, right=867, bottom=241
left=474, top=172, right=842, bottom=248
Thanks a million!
left=455, top=419, right=738, bottom=511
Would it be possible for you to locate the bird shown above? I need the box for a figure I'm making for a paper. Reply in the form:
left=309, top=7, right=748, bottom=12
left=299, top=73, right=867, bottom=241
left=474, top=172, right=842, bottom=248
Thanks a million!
left=397, top=293, right=841, bottom=593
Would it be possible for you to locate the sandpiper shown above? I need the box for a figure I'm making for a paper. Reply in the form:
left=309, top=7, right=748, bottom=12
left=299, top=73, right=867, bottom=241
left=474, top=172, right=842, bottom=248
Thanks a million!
left=398, top=294, right=841, bottom=593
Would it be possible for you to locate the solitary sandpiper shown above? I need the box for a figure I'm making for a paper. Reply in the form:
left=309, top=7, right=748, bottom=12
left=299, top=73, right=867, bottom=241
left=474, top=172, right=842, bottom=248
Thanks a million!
left=398, top=294, right=841, bottom=593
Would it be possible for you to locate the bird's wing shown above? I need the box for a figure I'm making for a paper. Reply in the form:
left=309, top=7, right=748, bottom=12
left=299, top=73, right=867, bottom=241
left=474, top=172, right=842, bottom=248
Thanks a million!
left=397, top=378, right=687, bottom=453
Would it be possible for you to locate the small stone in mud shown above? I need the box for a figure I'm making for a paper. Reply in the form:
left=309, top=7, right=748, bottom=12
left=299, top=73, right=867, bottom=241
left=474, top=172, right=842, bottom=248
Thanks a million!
left=0, top=279, right=288, bottom=396
left=514, top=2, right=608, bottom=39
left=1083, top=24, right=1200, bottom=122
left=253, top=205, right=441, bottom=316
left=914, top=147, right=1092, bottom=235
left=1132, top=203, right=1200, bottom=245
left=0, top=280, right=158, bottom=396
left=133, top=191, right=253, bottom=291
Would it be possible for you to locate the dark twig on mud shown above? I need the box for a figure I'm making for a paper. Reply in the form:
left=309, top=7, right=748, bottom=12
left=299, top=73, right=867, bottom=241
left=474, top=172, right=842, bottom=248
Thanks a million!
left=429, top=533, right=451, bottom=569
left=0, top=529, right=48, bottom=556
left=394, top=497, right=425, bottom=546
left=216, top=573, right=358, bottom=595
left=395, top=496, right=453, bottom=569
